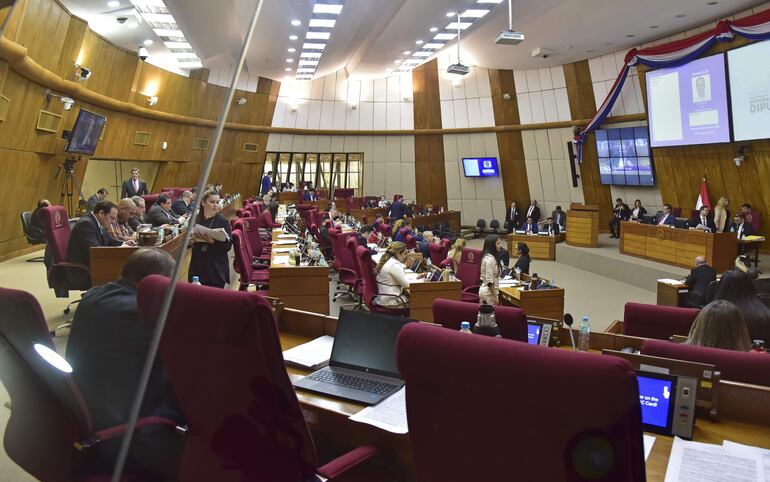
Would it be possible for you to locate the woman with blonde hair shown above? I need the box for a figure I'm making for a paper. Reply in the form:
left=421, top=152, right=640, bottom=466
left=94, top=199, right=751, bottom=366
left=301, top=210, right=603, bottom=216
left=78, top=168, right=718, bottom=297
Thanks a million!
left=713, top=196, right=730, bottom=233
left=446, top=238, right=466, bottom=272
left=391, top=219, right=405, bottom=238
left=374, top=241, right=411, bottom=308
left=686, top=300, right=752, bottom=351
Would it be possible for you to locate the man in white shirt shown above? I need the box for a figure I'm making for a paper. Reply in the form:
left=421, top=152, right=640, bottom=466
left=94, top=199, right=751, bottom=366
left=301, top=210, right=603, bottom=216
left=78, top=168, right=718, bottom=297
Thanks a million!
left=656, top=204, right=675, bottom=226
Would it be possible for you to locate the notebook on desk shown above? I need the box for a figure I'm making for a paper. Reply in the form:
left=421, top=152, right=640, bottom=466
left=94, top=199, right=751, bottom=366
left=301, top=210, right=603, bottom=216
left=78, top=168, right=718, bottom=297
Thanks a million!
left=293, top=309, right=413, bottom=405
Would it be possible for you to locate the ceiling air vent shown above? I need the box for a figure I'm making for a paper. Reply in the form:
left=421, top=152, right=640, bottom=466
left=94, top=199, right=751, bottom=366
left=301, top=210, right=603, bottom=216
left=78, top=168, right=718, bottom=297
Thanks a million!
left=36, top=110, right=62, bottom=133
left=133, top=131, right=151, bottom=146
left=192, top=138, right=210, bottom=150
left=0, top=95, right=9, bottom=123
left=243, top=142, right=259, bottom=153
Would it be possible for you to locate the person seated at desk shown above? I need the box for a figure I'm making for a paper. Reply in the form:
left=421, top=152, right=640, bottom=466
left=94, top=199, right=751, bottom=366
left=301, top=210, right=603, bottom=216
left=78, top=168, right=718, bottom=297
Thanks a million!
left=286, top=182, right=297, bottom=192
left=513, top=242, right=531, bottom=275
left=479, top=235, right=502, bottom=305
left=388, top=196, right=407, bottom=220
left=189, top=190, right=232, bottom=288
left=145, top=194, right=183, bottom=227
left=544, top=217, right=560, bottom=236
left=418, top=230, right=439, bottom=260
left=66, top=248, right=183, bottom=480
left=371, top=214, right=384, bottom=232
left=302, top=184, right=318, bottom=201
left=129, top=196, right=146, bottom=231
left=107, top=198, right=138, bottom=243
left=629, top=199, right=647, bottom=222
left=685, top=300, right=752, bottom=351
left=374, top=241, right=411, bottom=308
left=213, top=183, right=223, bottom=196
left=86, top=187, right=109, bottom=212
left=730, top=212, right=754, bottom=239
left=689, top=206, right=717, bottom=232
left=551, top=205, right=566, bottom=231
left=326, top=202, right=341, bottom=222
left=656, top=204, right=676, bottom=226
left=378, top=196, right=388, bottom=208
left=171, top=190, right=193, bottom=217
left=684, top=256, right=717, bottom=307
left=505, top=201, right=522, bottom=233
left=522, top=216, right=538, bottom=234
left=446, top=238, right=466, bottom=272
left=609, top=197, right=630, bottom=238
left=365, top=225, right=381, bottom=245
left=714, top=270, right=770, bottom=344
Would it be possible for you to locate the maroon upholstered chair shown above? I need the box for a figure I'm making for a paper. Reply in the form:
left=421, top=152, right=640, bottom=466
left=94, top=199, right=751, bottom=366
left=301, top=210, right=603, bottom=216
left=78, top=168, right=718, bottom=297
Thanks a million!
left=329, top=228, right=358, bottom=302
left=232, top=218, right=271, bottom=260
left=137, top=276, right=378, bottom=481
left=432, top=298, right=527, bottom=341
left=346, top=236, right=365, bottom=309
left=397, top=322, right=645, bottom=482
left=379, top=223, right=391, bottom=237
left=456, top=248, right=483, bottom=302
left=310, top=224, right=332, bottom=260
left=428, top=241, right=448, bottom=266
left=641, top=339, right=770, bottom=386
left=141, top=194, right=159, bottom=208
left=355, top=246, right=409, bottom=316
left=259, top=210, right=282, bottom=229
left=232, top=229, right=269, bottom=291
left=333, top=188, right=354, bottom=199
left=0, top=287, right=178, bottom=481
left=623, top=302, right=699, bottom=340
left=404, top=234, right=417, bottom=251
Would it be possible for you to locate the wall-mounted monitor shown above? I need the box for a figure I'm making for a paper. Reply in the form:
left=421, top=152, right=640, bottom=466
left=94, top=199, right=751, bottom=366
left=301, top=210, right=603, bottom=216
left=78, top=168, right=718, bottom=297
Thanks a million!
left=595, top=127, right=655, bottom=186
left=65, top=109, right=106, bottom=156
left=728, top=39, right=770, bottom=142
left=462, top=157, right=499, bottom=177
left=646, top=53, right=731, bottom=147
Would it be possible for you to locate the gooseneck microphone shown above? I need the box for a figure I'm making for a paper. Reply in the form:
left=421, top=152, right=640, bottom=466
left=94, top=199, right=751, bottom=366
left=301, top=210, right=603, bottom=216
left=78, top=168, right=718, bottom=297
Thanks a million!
left=564, top=313, right=576, bottom=351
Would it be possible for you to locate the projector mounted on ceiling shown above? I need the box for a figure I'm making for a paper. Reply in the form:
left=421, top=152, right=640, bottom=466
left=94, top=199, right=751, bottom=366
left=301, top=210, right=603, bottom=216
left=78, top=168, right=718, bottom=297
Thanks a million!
left=496, top=0, right=525, bottom=46
left=447, top=63, right=471, bottom=76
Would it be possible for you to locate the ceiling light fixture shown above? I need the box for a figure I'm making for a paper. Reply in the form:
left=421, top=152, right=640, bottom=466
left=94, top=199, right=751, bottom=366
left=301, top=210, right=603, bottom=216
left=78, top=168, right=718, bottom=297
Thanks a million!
left=286, top=58, right=294, bottom=62
left=288, top=48, right=296, bottom=52
left=433, top=33, right=457, bottom=40
left=460, top=9, right=490, bottom=18
left=446, top=11, right=456, bottom=17
left=285, top=67, right=292, bottom=71
left=309, top=19, right=336, bottom=28
left=289, top=35, right=298, bottom=40
left=291, top=19, right=302, bottom=26
left=306, top=31, right=331, bottom=39
left=423, top=43, right=445, bottom=49
left=477, top=0, right=504, bottom=3
left=430, top=27, right=438, bottom=32
left=143, top=39, right=154, bottom=46
left=313, top=4, right=343, bottom=14
left=107, top=0, right=120, bottom=8
left=415, top=40, right=424, bottom=45
left=403, top=50, right=411, bottom=55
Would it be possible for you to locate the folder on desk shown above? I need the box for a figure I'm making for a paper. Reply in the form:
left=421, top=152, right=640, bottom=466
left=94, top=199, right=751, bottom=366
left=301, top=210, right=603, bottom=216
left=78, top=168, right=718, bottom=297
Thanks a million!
left=282, top=335, right=334, bottom=370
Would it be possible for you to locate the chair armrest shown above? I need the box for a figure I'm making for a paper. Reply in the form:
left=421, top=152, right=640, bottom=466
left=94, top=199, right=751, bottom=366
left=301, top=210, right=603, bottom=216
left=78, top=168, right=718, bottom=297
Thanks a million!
left=462, top=284, right=480, bottom=294
left=77, top=416, right=179, bottom=450
left=317, top=445, right=378, bottom=480
left=373, top=293, right=409, bottom=309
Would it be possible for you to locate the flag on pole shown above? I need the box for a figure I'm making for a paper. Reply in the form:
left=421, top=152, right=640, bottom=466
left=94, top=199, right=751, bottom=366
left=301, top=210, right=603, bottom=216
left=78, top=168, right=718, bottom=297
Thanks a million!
left=695, top=177, right=711, bottom=210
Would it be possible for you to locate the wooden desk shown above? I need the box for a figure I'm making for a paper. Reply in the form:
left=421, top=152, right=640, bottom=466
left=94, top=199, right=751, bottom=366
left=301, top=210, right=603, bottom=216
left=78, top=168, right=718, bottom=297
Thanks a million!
left=566, top=203, right=599, bottom=247
left=657, top=280, right=690, bottom=307
left=408, top=280, right=461, bottom=322
left=277, top=191, right=300, bottom=204
left=499, top=284, right=564, bottom=320
left=406, top=211, right=461, bottom=233
left=620, top=221, right=738, bottom=273
left=738, top=237, right=765, bottom=267
left=269, top=229, right=330, bottom=315
left=349, top=207, right=387, bottom=224
left=507, top=233, right=564, bottom=260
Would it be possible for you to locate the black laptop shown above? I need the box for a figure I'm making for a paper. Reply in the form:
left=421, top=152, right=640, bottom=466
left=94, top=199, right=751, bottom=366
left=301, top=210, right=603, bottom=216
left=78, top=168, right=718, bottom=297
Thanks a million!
left=292, top=309, right=413, bottom=405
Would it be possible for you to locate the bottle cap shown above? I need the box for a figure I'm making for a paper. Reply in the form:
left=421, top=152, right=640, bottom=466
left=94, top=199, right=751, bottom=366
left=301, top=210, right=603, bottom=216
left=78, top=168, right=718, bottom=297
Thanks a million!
left=461, top=321, right=470, bottom=330
left=582, top=316, right=589, bottom=321
left=192, top=276, right=199, bottom=282
left=478, top=302, right=495, bottom=314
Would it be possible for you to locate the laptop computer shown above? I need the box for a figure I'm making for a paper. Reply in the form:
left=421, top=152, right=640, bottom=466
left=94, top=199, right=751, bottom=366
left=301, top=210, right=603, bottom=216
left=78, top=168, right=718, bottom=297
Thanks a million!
left=293, top=309, right=413, bottom=405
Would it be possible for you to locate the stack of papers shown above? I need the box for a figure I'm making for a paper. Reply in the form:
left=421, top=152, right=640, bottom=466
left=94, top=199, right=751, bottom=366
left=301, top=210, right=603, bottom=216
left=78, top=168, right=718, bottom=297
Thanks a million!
left=664, top=437, right=769, bottom=481
left=272, top=247, right=293, bottom=253
left=349, top=387, right=408, bottom=434
left=659, top=278, right=685, bottom=286
left=272, top=255, right=290, bottom=265
left=274, top=240, right=298, bottom=246
left=282, top=336, right=334, bottom=370
left=277, top=234, right=297, bottom=240
left=743, top=235, right=766, bottom=242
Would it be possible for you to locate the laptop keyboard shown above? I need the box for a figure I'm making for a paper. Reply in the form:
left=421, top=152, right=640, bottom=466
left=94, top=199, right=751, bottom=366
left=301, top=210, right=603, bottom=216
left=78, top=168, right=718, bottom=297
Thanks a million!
left=307, top=370, right=399, bottom=395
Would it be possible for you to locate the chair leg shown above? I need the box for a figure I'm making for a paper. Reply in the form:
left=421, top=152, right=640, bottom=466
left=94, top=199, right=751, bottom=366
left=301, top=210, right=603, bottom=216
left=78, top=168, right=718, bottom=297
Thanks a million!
left=50, top=321, right=72, bottom=337
left=63, top=298, right=81, bottom=315
left=26, top=256, right=45, bottom=263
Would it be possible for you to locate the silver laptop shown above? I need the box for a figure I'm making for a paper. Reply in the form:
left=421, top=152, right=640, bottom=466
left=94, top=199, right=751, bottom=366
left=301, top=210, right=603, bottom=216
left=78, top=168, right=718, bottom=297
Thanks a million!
left=293, top=309, right=412, bottom=405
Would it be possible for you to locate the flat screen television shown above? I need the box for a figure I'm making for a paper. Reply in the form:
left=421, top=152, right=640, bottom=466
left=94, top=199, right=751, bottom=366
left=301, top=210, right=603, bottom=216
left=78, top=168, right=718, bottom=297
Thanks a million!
left=645, top=53, right=730, bottom=147
left=595, top=127, right=655, bottom=186
left=728, top=39, right=770, bottom=142
left=462, top=157, right=499, bottom=177
left=65, top=109, right=106, bottom=156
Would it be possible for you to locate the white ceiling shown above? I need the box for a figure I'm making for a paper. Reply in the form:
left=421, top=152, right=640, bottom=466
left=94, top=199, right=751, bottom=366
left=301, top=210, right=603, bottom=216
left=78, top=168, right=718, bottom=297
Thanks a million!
left=59, top=0, right=767, bottom=82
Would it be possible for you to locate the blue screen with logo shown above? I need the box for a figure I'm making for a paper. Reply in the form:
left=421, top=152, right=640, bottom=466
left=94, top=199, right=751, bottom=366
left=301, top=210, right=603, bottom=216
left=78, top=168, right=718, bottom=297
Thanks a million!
left=637, top=374, right=674, bottom=429
left=527, top=323, right=541, bottom=345
left=463, top=157, right=499, bottom=177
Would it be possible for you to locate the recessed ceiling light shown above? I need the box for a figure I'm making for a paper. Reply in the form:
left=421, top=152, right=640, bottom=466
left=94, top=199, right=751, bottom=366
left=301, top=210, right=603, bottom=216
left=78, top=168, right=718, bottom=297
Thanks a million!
left=300, top=51, right=322, bottom=58
left=415, top=40, right=424, bottom=45
left=414, top=51, right=431, bottom=57
left=284, top=75, right=291, bottom=79
left=285, top=67, right=292, bottom=71
left=430, top=27, right=438, bottom=32
left=649, top=25, right=659, bottom=29
left=288, top=48, right=296, bottom=53
left=675, top=14, right=686, bottom=18
left=107, top=0, right=120, bottom=7
left=127, top=22, right=138, bottom=29
left=286, top=58, right=294, bottom=62
left=460, top=9, right=489, bottom=18
left=403, top=50, right=411, bottom=55
left=303, top=43, right=326, bottom=50
left=299, top=60, right=319, bottom=66
left=306, top=31, right=331, bottom=39
left=143, top=39, right=154, bottom=46
left=291, top=19, right=301, bottom=26
left=313, top=4, right=343, bottom=14
left=309, top=19, right=336, bottom=28
left=446, top=22, right=472, bottom=30
left=394, top=59, right=401, bottom=64
left=164, top=41, right=191, bottom=49
left=434, top=33, right=457, bottom=40
left=477, top=0, right=504, bottom=3
left=446, top=11, right=456, bottom=17
left=289, top=35, right=298, bottom=40
left=423, top=43, right=445, bottom=49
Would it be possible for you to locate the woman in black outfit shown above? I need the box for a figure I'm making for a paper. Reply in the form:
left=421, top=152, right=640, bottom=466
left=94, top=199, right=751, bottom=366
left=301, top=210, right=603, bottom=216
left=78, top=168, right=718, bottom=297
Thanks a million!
left=713, top=270, right=770, bottom=344
left=630, top=199, right=647, bottom=222
left=513, top=242, right=531, bottom=275
left=189, top=190, right=232, bottom=288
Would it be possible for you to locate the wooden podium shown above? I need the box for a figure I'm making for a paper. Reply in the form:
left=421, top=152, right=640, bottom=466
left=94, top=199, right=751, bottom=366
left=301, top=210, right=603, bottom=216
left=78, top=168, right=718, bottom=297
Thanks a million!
left=566, top=204, right=599, bottom=248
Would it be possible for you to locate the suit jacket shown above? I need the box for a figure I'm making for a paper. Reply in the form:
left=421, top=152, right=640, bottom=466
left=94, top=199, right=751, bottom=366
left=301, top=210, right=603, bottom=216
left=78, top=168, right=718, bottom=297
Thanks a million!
left=302, top=191, right=317, bottom=201
left=85, top=194, right=100, bottom=212
left=388, top=201, right=406, bottom=220
left=612, top=204, right=631, bottom=220
left=685, top=264, right=717, bottom=305
left=145, top=204, right=179, bottom=227
left=523, top=222, right=539, bottom=234
left=729, top=222, right=754, bottom=239
left=514, top=255, right=531, bottom=275
left=171, top=199, right=191, bottom=217
left=505, top=207, right=522, bottom=229
left=544, top=223, right=560, bottom=235
left=260, top=175, right=272, bottom=195
left=656, top=212, right=676, bottom=226
left=630, top=206, right=648, bottom=221
left=66, top=213, right=122, bottom=267
left=688, top=215, right=717, bottom=232
left=66, top=279, right=182, bottom=430
left=551, top=210, right=566, bottom=229
left=525, top=205, right=541, bottom=222
left=121, top=179, right=149, bottom=199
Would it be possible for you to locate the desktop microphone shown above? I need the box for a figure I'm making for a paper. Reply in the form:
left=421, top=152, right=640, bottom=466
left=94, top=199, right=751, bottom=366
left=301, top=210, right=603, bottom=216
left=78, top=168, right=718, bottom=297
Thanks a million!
left=564, top=313, right=577, bottom=351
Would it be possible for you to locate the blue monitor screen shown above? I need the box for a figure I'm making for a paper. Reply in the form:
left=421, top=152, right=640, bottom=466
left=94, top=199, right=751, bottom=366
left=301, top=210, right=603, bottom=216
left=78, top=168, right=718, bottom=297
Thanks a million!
left=595, top=127, right=655, bottom=187
left=462, top=157, right=499, bottom=177
left=526, top=323, right=541, bottom=345
left=637, top=374, right=674, bottom=430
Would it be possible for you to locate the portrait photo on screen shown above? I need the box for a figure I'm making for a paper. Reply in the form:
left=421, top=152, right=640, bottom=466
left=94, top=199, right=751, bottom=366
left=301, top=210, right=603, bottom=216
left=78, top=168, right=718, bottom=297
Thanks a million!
left=729, top=39, right=770, bottom=142
left=646, top=53, right=730, bottom=147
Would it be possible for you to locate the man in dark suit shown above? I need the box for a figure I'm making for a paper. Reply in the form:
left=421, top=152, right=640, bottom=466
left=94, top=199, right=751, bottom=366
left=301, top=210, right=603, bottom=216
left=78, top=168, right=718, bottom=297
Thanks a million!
left=544, top=217, right=560, bottom=236
left=656, top=204, right=676, bottom=226
left=551, top=206, right=567, bottom=230
left=730, top=212, right=754, bottom=239
left=121, top=168, right=149, bottom=199
left=525, top=200, right=541, bottom=223
left=171, top=190, right=193, bottom=217
left=261, top=171, right=273, bottom=195
left=67, top=201, right=125, bottom=268
left=688, top=206, right=717, bottom=232
left=145, top=194, right=182, bottom=227
left=522, top=216, right=539, bottom=234
left=388, top=196, right=407, bottom=220
left=684, top=256, right=717, bottom=307
left=505, top=201, right=522, bottom=233
left=66, top=248, right=183, bottom=479
left=86, top=188, right=109, bottom=212
left=609, top=198, right=631, bottom=238
left=302, top=185, right=318, bottom=201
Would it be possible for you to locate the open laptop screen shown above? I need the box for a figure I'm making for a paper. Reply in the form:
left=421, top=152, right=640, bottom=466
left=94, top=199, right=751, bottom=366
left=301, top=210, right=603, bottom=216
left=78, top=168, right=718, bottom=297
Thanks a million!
left=330, top=309, right=413, bottom=378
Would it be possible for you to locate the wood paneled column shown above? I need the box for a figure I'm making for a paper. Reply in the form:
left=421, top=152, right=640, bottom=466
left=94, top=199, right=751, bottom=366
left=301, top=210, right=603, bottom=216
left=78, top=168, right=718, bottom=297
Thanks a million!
left=412, top=59, right=447, bottom=206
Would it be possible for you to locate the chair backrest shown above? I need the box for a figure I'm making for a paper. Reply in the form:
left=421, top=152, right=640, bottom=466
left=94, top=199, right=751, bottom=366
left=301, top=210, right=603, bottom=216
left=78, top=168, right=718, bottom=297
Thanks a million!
left=141, top=194, right=160, bottom=208
left=0, top=287, right=92, bottom=481
left=397, top=323, right=644, bottom=482
left=38, top=206, right=71, bottom=263
left=671, top=207, right=682, bottom=217
left=432, top=298, right=527, bottom=341
left=476, top=219, right=486, bottom=229
left=355, top=245, right=379, bottom=310
left=233, top=217, right=265, bottom=257
left=489, top=219, right=500, bottom=230
left=259, top=209, right=276, bottom=228
left=404, top=234, right=416, bottom=250
left=137, top=276, right=318, bottom=481
left=641, top=339, right=770, bottom=386
left=334, top=188, right=354, bottom=199
left=623, top=302, right=699, bottom=340
left=749, top=210, right=762, bottom=232
left=427, top=241, right=447, bottom=265
left=379, top=223, right=391, bottom=236
left=456, top=248, right=483, bottom=289
left=310, top=223, right=327, bottom=250
left=705, top=280, right=719, bottom=304
left=328, top=228, right=347, bottom=271
left=20, top=211, right=45, bottom=245
left=231, top=229, right=254, bottom=289
left=346, top=236, right=363, bottom=280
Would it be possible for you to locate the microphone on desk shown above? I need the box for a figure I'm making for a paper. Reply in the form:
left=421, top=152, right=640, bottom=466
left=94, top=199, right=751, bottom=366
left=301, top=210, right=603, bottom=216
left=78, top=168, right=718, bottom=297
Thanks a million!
left=564, top=313, right=576, bottom=351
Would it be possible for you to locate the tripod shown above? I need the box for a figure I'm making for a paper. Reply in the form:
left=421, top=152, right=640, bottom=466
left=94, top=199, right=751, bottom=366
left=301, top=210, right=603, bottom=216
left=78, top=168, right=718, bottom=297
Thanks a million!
left=56, top=156, right=86, bottom=218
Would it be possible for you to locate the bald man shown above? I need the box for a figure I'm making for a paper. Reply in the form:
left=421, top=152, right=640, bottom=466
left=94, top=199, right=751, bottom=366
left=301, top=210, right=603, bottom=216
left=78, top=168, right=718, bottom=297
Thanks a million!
left=107, top=198, right=138, bottom=242
left=684, top=255, right=716, bottom=307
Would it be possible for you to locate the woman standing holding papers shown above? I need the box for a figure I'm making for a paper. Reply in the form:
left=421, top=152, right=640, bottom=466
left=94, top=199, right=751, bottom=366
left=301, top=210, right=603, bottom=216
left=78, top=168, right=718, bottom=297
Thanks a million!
left=189, top=190, right=232, bottom=288
left=479, top=236, right=502, bottom=305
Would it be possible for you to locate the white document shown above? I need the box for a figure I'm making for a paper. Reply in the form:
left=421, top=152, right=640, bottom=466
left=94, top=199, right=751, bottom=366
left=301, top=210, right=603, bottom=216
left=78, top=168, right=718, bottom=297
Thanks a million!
left=282, top=336, right=334, bottom=370
left=274, top=240, right=298, bottom=246
left=191, top=225, right=229, bottom=242
left=664, top=437, right=765, bottom=482
left=723, top=441, right=770, bottom=481
left=659, top=278, right=684, bottom=286
left=273, top=255, right=290, bottom=265
left=644, top=435, right=656, bottom=461
left=272, top=247, right=293, bottom=253
left=277, top=234, right=297, bottom=239
left=349, top=387, right=408, bottom=434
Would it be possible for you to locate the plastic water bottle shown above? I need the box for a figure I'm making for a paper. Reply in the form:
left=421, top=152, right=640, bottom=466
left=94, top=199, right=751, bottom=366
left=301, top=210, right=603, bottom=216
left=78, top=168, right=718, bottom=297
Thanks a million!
left=191, top=276, right=202, bottom=286
left=514, top=267, right=521, bottom=281
left=549, top=278, right=555, bottom=288
left=578, top=316, right=591, bottom=352
left=459, top=321, right=472, bottom=334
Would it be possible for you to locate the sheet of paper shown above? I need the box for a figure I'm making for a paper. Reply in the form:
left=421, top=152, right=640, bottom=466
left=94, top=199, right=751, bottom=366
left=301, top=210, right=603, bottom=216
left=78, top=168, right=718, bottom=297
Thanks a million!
left=272, top=255, right=290, bottom=265
left=277, top=234, right=297, bottom=239
left=664, top=437, right=765, bottom=482
left=272, top=247, right=293, bottom=253
left=274, top=240, right=298, bottom=246
left=282, top=335, right=334, bottom=370
left=349, top=387, right=408, bottom=434
left=644, top=435, right=656, bottom=461
left=192, top=225, right=229, bottom=242
left=659, top=278, right=684, bottom=286
left=723, top=441, right=770, bottom=481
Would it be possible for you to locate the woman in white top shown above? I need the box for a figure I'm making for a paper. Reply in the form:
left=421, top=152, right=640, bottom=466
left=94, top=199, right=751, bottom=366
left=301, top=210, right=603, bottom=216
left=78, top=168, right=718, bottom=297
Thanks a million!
left=374, top=241, right=411, bottom=308
left=479, top=235, right=502, bottom=305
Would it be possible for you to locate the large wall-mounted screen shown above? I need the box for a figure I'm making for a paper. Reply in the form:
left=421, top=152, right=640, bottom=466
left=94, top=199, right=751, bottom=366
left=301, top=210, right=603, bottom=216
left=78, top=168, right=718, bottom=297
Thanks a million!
left=728, top=40, right=770, bottom=142
left=596, top=127, right=654, bottom=186
left=646, top=53, right=730, bottom=147
left=462, top=157, right=499, bottom=177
